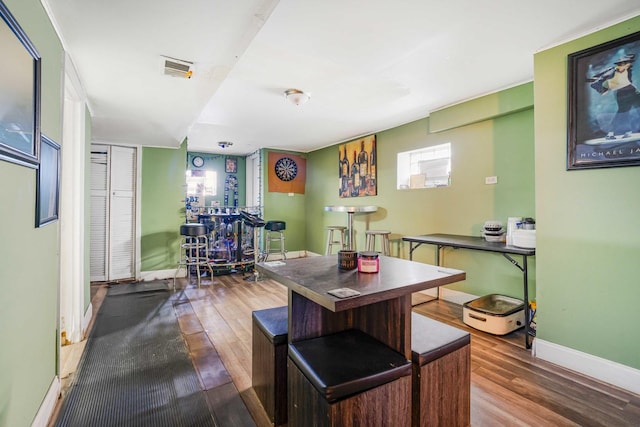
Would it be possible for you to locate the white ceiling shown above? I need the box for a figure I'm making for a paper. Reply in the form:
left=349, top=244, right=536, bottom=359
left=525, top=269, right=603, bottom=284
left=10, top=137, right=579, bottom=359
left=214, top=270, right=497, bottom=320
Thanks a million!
left=43, top=0, right=640, bottom=156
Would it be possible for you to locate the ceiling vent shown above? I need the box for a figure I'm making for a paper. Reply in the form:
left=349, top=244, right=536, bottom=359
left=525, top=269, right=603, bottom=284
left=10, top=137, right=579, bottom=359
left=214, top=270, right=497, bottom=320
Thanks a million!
left=161, top=56, right=193, bottom=78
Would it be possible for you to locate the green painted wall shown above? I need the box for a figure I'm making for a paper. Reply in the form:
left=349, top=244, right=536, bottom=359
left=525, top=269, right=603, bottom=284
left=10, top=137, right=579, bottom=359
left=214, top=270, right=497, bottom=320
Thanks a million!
left=534, top=16, right=640, bottom=369
left=0, top=0, right=65, bottom=425
left=141, top=143, right=187, bottom=271
left=186, top=152, right=246, bottom=208
left=262, top=149, right=307, bottom=252
left=306, top=84, right=535, bottom=299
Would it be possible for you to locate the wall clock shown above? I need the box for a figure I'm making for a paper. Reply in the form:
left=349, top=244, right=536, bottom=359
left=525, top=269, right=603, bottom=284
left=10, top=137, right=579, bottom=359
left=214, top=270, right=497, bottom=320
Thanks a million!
left=192, top=156, right=204, bottom=168
left=274, top=157, right=298, bottom=181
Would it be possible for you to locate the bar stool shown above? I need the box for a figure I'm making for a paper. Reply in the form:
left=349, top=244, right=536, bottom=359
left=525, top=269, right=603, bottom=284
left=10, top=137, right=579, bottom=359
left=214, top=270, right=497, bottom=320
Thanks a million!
left=411, top=312, right=470, bottom=427
left=265, top=220, right=286, bottom=261
left=325, top=225, right=347, bottom=255
left=173, top=223, right=213, bottom=290
left=365, top=230, right=391, bottom=256
left=288, top=329, right=412, bottom=426
left=252, top=306, right=288, bottom=426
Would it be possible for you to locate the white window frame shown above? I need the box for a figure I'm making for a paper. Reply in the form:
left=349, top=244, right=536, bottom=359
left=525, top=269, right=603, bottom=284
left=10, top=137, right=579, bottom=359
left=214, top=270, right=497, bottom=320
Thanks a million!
left=397, top=143, right=451, bottom=190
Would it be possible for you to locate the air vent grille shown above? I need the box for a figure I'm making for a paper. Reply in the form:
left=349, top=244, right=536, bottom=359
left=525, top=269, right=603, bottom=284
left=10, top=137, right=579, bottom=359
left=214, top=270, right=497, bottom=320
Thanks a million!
left=161, top=56, right=193, bottom=78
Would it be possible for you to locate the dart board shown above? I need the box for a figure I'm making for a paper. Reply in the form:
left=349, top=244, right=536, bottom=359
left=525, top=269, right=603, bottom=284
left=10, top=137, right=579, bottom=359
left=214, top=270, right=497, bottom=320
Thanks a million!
left=274, top=156, right=298, bottom=182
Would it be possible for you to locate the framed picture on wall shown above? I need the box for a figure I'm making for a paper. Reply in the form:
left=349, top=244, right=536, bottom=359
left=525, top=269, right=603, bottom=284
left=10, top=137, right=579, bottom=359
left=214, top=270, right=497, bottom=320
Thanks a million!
left=339, top=134, right=376, bottom=198
left=0, top=1, right=41, bottom=169
left=225, top=157, right=237, bottom=173
left=567, top=30, right=640, bottom=170
left=35, top=135, right=60, bottom=227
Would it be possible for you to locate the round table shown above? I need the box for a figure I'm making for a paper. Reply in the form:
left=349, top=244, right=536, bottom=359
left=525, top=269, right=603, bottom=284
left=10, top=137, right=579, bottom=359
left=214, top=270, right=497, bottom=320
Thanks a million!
left=324, top=205, right=378, bottom=250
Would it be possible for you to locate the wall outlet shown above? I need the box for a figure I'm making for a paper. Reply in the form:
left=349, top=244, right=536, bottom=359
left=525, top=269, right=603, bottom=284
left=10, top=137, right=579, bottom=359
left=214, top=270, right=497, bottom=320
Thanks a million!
left=485, top=176, right=498, bottom=185
left=288, top=192, right=294, bottom=197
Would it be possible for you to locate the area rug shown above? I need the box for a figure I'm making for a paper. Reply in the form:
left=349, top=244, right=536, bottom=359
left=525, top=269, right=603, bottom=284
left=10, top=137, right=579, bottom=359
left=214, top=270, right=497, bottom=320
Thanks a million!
left=54, top=281, right=216, bottom=426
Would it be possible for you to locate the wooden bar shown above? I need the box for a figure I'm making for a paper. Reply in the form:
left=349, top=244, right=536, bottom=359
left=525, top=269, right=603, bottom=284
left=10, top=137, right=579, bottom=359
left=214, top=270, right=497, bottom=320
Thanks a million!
left=259, top=255, right=465, bottom=357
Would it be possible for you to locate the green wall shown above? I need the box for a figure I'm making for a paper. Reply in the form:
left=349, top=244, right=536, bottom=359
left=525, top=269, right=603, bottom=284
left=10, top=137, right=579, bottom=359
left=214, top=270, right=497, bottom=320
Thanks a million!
left=262, top=149, right=307, bottom=252
left=141, top=143, right=188, bottom=271
left=306, top=85, right=536, bottom=299
left=0, top=0, right=65, bottom=425
left=534, top=16, right=640, bottom=368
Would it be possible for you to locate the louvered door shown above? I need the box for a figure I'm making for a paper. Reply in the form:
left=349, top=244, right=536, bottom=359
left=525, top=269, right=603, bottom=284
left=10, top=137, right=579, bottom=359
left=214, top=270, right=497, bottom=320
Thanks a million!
left=90, top=145, right=136, bottom=281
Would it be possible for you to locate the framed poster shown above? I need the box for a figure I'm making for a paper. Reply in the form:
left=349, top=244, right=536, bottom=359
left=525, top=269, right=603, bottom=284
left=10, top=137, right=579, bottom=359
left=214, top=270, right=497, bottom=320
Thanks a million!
left=567, top=31, right=640, bottom=170
left=339, top=134, right=376, bottom=198
left=225, top=157, right=237, bottom=173
left=0, top=1, right=41, bottom=168
left=35, top=135, right=60, bottom=227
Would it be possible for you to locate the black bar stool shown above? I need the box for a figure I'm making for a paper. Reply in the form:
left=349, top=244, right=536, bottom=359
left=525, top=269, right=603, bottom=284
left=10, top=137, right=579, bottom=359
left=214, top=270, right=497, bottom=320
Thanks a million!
left=252, top=306, right=288, bottom=426
left=173, top=223, right=213, bottom=290
left=288, top=329, right=412, bottom=426
left=411, top=312, right=470, bottom=427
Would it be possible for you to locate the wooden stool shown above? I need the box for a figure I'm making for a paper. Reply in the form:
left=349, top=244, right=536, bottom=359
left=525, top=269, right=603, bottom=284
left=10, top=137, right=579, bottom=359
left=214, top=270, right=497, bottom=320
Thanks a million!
left=365, top=230, right=391, bottom=256
left=288, top=329, right=412, bottom=426
left=252, top=306, right=288, bottom=426
left=325, top=225, right=347, bottom=255
left=411, top=312, right=470, bottom=427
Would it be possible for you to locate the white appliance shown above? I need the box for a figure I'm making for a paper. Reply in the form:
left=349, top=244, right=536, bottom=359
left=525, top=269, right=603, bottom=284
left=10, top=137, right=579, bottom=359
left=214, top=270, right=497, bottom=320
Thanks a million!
left=463, top=294, right=525, bottom=335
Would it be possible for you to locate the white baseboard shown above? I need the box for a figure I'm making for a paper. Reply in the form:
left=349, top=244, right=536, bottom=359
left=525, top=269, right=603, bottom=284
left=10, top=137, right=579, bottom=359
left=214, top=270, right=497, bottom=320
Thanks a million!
left=139, top=253, right=311, bottom=281
left=438, top=287, right=478, bottom=305
left=31, top=376, right=60, bottom=427
left=264, top=250, right=307, bottom=261
left=140, top=269, right=179, bottom=281
left=437, top=290, right=640, bottom=395
left=534, top=339, right=640, bottom=395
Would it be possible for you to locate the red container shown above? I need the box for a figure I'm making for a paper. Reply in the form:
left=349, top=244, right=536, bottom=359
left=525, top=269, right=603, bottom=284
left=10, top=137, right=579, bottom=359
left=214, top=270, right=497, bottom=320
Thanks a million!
left=358, top=251, right=379, bottom=273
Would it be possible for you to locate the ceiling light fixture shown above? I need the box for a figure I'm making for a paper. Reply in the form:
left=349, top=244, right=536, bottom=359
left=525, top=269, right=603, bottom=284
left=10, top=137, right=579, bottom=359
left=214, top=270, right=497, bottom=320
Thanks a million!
left=218, top=141, right=233, bottom=149
left=284, top=88, right=310, bottom=106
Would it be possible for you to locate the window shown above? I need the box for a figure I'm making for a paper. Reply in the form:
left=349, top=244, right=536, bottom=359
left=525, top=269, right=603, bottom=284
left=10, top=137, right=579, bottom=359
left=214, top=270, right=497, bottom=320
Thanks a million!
left=397, top=143, right=451, bottom=189
left=186, top=169, right=217, bottom=197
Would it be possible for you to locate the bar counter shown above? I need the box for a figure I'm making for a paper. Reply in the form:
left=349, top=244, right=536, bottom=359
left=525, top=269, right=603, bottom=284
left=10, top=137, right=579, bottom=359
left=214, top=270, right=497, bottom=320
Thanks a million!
left=257, top=255, right=465, bottom=358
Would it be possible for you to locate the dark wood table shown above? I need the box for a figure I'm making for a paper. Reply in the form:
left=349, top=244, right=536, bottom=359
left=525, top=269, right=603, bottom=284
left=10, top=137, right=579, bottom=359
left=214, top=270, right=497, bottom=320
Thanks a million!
left=256, top=255, right=465, bottom=358
left=402, top=233, right=535, bottom=348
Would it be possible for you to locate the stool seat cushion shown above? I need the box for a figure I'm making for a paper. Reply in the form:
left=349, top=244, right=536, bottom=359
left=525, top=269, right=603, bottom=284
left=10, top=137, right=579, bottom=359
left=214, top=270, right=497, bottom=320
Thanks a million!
left=252, top=306, right=288, bottom=345
left=180, top=223, right=208, bottom=236
left=288, top=329, right=411, bottom=403
left=265, top=220, right=286, bottom=231
left=411, top=312, right=470, bottom=366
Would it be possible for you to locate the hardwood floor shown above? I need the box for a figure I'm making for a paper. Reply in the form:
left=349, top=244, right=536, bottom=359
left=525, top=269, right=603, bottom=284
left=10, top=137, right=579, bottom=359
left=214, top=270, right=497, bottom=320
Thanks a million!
left=79, top=273, right=640, bottom=426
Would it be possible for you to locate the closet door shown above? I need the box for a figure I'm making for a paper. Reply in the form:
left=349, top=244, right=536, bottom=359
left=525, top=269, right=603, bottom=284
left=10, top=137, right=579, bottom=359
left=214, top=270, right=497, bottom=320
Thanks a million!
left=90, top=145, right=136, bottom=281
left=108, top=146, right=136, bottom=280
left=90, top=147, right=109, bottom=281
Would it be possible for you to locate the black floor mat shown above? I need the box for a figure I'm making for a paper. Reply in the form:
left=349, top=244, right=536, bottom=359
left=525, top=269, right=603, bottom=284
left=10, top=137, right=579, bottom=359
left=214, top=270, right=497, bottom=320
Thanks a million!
left=54, top=281, right=216, bottom=426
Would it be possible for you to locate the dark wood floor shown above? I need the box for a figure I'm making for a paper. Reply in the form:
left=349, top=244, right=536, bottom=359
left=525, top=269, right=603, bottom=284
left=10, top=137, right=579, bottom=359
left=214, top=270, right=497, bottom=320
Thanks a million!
left=82, top=273, right=640, bottom=427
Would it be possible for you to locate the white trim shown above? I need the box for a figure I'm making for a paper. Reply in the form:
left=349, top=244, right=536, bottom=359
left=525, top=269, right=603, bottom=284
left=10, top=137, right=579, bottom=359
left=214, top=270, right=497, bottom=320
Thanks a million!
left=534, top=339, right=640, bottom=395
left=140, top=269, right=180, bottom=281
left=31, top=376, right=60, bottom=427
left=81, top=303, right=93, bottom=339
left=140, top=250, right=311, bottom=282
left=135, top=145, right=142, bottom=281
left=263, top=250, right=306, bottom=261
left=436, top=287, right=478, bottom=305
